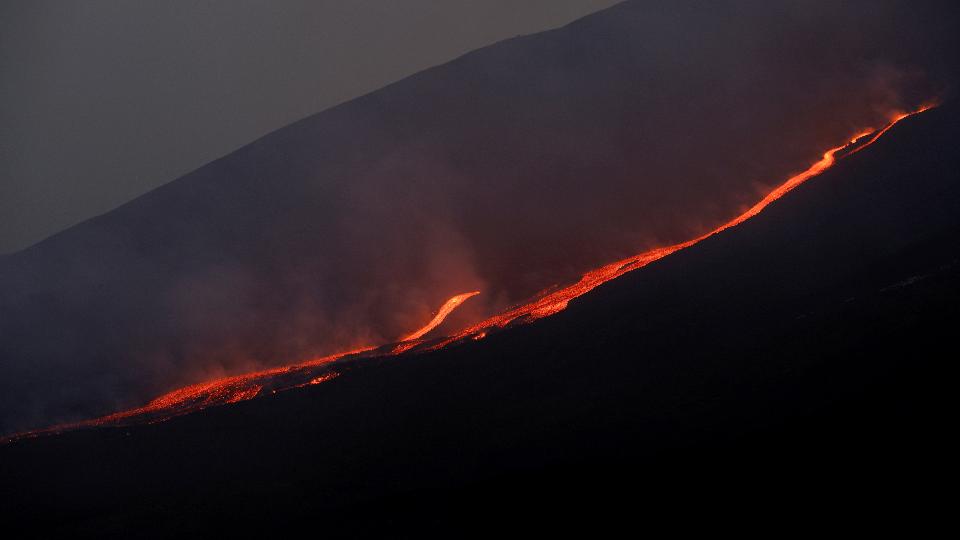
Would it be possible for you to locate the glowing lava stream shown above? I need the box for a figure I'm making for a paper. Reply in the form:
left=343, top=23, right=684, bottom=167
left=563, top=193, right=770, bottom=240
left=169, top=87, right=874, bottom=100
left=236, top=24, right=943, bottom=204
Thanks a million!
left=403, top=291, right=481, bottom=341
left=428, top=105, right=935, bottom=350
left=2, top=105, right=932, bottom=443
left=392, top=290, right=482, bottom=354
left=2, top=291, right=483, bottom=441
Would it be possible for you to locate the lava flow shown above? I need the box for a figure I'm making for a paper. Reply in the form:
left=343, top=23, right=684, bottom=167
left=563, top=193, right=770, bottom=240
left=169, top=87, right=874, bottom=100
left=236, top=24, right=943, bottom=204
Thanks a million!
left=393, top=291, right=481, bottom=353
left=403, top=291, right=481, bottom=341
left=2, top=105, right=933, bottom=443
left=428, top=104, right=935, bottom=350
left=2, top=291, right=483, bottom=441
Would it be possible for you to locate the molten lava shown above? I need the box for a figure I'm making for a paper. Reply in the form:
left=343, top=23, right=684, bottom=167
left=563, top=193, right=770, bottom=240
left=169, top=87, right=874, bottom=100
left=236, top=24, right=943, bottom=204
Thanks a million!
left=2, top=292, right=482, bottom=440
left=2, top=105, right=933, bottom=444
left=402, top=291, right=481, bottom=341
left=425, top=105, right=935, bottom=350
left=62, top=347, right=374, bottom=429
left=393, top=291, right=481, bottom=353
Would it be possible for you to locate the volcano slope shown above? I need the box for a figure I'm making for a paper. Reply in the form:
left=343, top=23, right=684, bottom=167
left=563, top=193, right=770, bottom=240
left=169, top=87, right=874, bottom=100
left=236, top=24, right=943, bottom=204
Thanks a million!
left=2, top=99, right=958, bottom=537
left=2, top=0, right=958, bottom=435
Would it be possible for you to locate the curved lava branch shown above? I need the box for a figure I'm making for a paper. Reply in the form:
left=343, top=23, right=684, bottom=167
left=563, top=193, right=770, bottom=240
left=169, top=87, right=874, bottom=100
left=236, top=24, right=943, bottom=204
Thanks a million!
left=402, top=291, right=481, bottom=342
left=2, top=104, right=934, bottom=442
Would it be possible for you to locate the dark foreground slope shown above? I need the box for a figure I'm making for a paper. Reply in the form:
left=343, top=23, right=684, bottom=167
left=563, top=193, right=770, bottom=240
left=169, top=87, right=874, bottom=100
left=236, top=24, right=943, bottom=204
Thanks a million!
left=3, top=100, right=959, bottom=537
left=2, top=0, right=957, bottom=433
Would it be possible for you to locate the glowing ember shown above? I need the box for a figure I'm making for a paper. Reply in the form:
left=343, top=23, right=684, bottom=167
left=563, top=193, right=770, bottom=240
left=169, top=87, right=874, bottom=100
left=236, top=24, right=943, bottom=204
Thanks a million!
left=309, top=373, right=339, bottom=385
left=1, top=104, right=933, bottom=444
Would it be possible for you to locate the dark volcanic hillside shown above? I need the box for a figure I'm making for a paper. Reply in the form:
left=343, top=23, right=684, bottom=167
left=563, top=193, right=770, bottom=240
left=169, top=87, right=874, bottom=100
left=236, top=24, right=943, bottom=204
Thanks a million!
left=2, top=96, right=958, bottom=537
left=1, top=0, right=957, bottom=434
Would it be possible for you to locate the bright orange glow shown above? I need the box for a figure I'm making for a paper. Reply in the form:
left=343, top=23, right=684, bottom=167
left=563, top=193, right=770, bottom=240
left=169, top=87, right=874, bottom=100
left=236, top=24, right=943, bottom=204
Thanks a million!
left=426, top=105, right=935, bottom=350
left=1, top=105, right=932, bottom=444
left=402, top=291, right=481, bottom=341
left=1, top=347, right=373, bottom=441
left=391, top=290, right=481, bottom=354
left=2, top=292, right=482, bottom=440
left=306, top=372, right=340, bottom=386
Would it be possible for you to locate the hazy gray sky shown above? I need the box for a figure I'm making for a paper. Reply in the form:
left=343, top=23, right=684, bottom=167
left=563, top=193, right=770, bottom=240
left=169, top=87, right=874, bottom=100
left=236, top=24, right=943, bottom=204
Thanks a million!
left=0, top=0, right=620, bottom=253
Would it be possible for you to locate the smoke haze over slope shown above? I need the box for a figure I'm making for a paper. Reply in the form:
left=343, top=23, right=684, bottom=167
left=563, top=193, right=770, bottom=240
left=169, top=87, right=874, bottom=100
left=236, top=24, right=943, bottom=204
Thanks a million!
left=1, top=0, right=958, bottom=433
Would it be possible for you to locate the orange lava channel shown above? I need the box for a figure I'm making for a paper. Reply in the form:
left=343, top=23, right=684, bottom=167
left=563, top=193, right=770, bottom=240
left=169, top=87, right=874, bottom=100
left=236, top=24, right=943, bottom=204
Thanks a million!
left=431, top=105, right=935, bottom=349
left=402, top=291, right=481, bottom=341
left=2, top=105, right=932, bottom=443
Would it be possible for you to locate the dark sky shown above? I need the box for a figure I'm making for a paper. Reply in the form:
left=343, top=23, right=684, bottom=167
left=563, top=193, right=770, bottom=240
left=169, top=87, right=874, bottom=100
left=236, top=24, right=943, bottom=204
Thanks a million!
left=0, top=0, right=620, bottom=253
